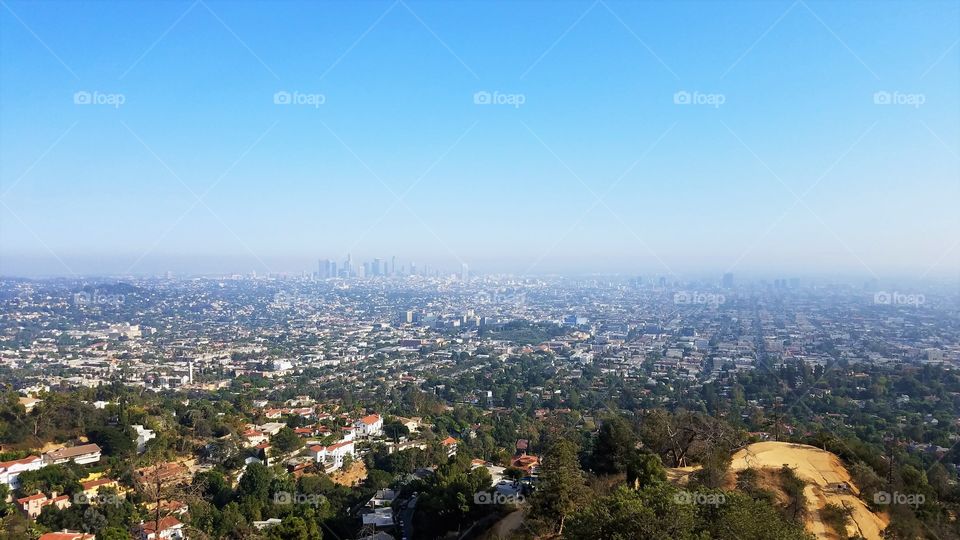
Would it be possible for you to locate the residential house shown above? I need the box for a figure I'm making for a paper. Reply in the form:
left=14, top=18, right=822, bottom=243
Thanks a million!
left=354, top=414, right=383, bottom=438
left=366, top=488, right=397, bottom=508
left=441, top=436, right=458, bottom=456
left=132, top=425, right=156, bottom=454
left=0, top=455, right=45, bottom=489
left=136, top=462, right=190, bottom=486
left=79, top=477, right=121, bottom=503
left=308, top=440, right=355, bottom=471
left=38, top=531, right=95, bottom=540
left=139, top=516, right=185, bottom=540
left=43, top=444, right=101, bottom=466
left=511, top=454, right=540, bottom=475
left=242, top=429, right=269, bottom=448
left=17, top=491, right=71, bottom=519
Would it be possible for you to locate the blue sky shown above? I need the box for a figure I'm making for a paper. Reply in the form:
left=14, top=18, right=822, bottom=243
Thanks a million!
left=1, top=0, right=958, bottom=278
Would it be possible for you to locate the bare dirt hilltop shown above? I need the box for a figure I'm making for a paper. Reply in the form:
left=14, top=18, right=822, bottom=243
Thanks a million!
left=729, top=441, right=889, bottom=540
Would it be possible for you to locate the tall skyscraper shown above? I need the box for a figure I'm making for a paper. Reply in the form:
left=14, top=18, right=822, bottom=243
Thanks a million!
left=318, top=259, right=336, bottom=279
left=722, top=272, right=734, bottom=288
left=461, top=263, right=469, bottom=281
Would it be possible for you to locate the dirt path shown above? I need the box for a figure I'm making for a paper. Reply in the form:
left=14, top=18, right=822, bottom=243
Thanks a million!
left=729, top=442, right=888, bottom=540
left=481, top=509, right=525, bottom=540
left=331, top=460, right=367, bottom=486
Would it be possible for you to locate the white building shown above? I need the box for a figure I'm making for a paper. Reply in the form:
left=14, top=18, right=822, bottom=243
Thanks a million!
left=132, top=425, right=156, bottom=454
left=43, top=444, right=101, bottom=466
left=308, top=440, right=355, bottom=470
left=354, top=414, right=383, bottom=438
left=0, top=455, right=45, bottom=489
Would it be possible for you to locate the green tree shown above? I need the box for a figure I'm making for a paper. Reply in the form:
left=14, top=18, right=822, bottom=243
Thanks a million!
left=382, top=418, right=410, bottom=443
left=365, top=469, right=393, bottom=490
left=590, top=416, right=637, bottom=475
left=566, top=485, right=696, bottom=540
left=272, top=427, right=304, bottom=454
left=237, top=462, right=272, bottom=503
left=626, top=452, right=666, bottom=489
left=531, top=439, right=586, bottom=534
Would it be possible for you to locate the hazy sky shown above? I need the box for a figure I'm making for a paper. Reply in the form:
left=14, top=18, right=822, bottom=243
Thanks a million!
left=1, top=0, right=958, bottom=278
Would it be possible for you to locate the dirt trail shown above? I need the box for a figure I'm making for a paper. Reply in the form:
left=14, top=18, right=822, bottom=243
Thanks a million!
left=481, top=509, right=525, bottom=540
left=730, top=442, right=889, bottom=540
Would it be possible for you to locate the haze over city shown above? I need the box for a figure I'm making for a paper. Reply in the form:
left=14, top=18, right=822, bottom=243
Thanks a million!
left=2, top=3, right=960, bottom=540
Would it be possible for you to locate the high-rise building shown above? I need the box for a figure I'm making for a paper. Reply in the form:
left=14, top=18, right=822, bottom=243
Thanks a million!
left=373, top=258, right=383, bottom=277
left=317, top=259, right=339, bottom=279
left=722, top=272, right=734, bottom=288
left=461, top=263, right=469, bottom=281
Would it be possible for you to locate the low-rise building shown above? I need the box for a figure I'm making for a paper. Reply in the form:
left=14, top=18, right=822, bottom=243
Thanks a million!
left=0, top=455, right=45, bottom=489
left=43, top=444, right=101, bottom=466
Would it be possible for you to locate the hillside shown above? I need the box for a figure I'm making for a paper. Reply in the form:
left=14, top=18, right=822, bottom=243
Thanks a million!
left=729, top=442, right=890, bottom=540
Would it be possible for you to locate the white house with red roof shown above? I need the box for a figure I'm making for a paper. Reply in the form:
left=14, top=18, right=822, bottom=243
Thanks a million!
left=38, top=531, right=95, bottom=540
left=242, top=429, right=269, bottom=448
left=139, top=516, right=184, bottom=540
left=0, top=455, right=45, bottom=489
left=354, top=414, right=383, bottom=438
left=441, top=436, right=458, bottom=456
left=308, top=440, right=355, bottom=471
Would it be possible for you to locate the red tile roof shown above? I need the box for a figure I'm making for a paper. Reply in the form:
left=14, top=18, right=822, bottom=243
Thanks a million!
left=358, top=414, right=381, bottom=425
left=0, top=455, right=41, bottom=469
left=142, top=516, right=182, bottom=534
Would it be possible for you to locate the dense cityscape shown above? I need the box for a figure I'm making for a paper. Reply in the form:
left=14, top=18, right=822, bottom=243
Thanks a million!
left=2, top=0, right=958, bottom=539
left=0, top=269, right=957, bottom=539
